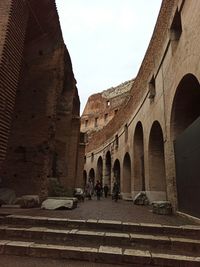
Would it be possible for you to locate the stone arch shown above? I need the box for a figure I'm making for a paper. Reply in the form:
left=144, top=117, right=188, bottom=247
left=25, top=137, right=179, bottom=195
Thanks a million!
left=96, top=156, right=103, bottom=184
left=122, top=152, right=131, bottom=195
left=113, top=159, right=121, bottom=190
left=170, top=74, right=200, bottom=216
left=133, top=121, right=145, bottom=192
left=83, top=170, right=87, bottom=187
left=148, top=121, right=166, bottom=197
left=89, top=168, right=95, bottom=184
left=105, top=151, right=111, bottom=187
left=171, top=73, right=200, bottom=140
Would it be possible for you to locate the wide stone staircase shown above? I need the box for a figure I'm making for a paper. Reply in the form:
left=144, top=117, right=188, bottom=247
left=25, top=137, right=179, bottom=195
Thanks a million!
left=0, top=213, right=200, bottom=266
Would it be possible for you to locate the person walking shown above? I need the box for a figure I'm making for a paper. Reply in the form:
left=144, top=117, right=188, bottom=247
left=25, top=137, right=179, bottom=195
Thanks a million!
left=112, top=182, right=120, bottom=202
left=103, top=184, right=109, bottom=198
left=94, top=180, right=102, bottom=200
left=85, top=179, right=93, bottom=200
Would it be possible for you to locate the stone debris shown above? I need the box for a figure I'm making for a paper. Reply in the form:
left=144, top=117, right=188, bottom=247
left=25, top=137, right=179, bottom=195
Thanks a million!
left=152, top=201, right=172, bottom=215
left=15, top=195, right=40, bottom=208
left=41, top=198, right=75, bottom=210
left=0, top=188, right=16, bottom=205
left=134, top=192, right=149, bottom=205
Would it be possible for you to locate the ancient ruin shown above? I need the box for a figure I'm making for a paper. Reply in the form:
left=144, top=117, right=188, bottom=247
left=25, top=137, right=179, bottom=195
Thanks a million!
left=0, top=0, right=84, bottom=200
left=81, top=79, right=134, bottom=136
left=0, top=0, right=200, bottom=266
left=83, top=0, right=200, bottom=219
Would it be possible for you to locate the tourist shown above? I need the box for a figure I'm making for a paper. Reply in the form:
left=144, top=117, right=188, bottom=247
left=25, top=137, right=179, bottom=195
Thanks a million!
left=85, top=179, right=93, bottom=200
left=94, top=180, right=102, bottom=200
left=103, top=184, right=109, bottom=198
left=112, top=182, right=120, bottom=202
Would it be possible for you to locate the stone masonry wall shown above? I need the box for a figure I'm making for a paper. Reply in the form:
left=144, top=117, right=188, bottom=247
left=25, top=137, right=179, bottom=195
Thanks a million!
left=0, top=0, right=82, bottom=199
left=0, top=0, right=28, bottom=165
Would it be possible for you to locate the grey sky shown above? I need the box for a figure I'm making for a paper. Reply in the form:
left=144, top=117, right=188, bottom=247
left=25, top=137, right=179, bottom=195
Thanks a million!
left=55, top=1, right=162, bottom=113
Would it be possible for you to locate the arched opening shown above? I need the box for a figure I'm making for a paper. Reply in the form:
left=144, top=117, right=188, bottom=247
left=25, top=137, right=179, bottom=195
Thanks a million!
left=171, top=74, right=200, bottom=217
left=83, top=170, right=87, bottom=188
left=89, top=168, right=95, bottom=185
left=105, top=151, right=111, bottom=187
left=148, top=121, right=166, bottom=199
left=96, top=156, right=103, bottom=184
left=171, top=74, right=200, bottom=140
left=113, top=159, right=121, bottom=190
left=133, top=122, right=145, bottom=192
left=122, top=152, right=131, bottom=196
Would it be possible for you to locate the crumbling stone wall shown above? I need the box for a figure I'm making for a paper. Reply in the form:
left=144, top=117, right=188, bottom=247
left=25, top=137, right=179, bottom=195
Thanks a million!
left=0, top=0, right=83, bottom=199
left=81, top=79, right=133, bottom=135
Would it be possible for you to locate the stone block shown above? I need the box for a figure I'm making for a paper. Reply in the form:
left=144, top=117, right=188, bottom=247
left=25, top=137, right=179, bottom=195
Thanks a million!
left=152, top=201, right=172, bottom=215
left=123, top=248, right=151, bottom=265
left=41, top=198, right=75, bottom=210
left=134, top=192, right=149, bottom=205
left=15, top=195, right=40, bottom=208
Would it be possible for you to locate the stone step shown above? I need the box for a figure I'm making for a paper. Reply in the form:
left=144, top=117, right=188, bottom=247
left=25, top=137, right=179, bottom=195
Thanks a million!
left=0, top=239, right=200, bottom=266
left=0, top=225, right=200, bottom=255
left=2, top=214, right=200, bottom=239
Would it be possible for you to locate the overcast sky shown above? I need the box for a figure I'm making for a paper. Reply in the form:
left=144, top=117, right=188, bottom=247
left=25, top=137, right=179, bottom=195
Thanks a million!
left=55, top=1, right=162, bottom=113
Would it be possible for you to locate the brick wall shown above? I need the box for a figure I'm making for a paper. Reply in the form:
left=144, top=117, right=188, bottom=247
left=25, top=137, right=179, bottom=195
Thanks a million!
left=0, top=0, right=28, bottom=164
left=0, top=0, right=82, bottom=199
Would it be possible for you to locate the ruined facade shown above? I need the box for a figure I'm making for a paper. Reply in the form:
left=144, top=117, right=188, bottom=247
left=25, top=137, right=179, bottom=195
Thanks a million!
left=81, top=79, right=133, bottom=136
left=0, top=0, right=84, bottom=199
left=84, top=0, right=200, bottom=218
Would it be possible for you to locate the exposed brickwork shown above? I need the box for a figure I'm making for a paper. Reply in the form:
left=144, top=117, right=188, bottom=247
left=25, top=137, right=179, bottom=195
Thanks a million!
left=0, top=0, right=28, bottom=164
left=81, top=80, right=133, bottom=137
left=0, top=0, right=83, bottom=199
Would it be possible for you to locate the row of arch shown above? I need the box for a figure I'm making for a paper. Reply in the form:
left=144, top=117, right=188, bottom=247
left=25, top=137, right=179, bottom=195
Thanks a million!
left=84, top=120, right=166, bottom=194
left=84, top=74, right=200, bottom=204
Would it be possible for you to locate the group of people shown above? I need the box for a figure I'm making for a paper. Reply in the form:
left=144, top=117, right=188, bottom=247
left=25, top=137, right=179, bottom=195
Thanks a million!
left=85, top=179, right=120, bottom=201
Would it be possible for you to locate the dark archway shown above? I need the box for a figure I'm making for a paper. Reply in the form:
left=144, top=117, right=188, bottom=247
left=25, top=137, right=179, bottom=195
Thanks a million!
left=148, top=121, right=166, bottom=194
left=171, top=73, right=200, bottom=140
left=105, top=151, right=111, bottom=187
left=133, top=122, right=145, bottom=191
left=122, top=152, right=131, bottom=194
left=113, top=159, right=121, bottom=190
left=96, top=156, right=103, bottom=184
left=171, top=74, right=200, bottom=217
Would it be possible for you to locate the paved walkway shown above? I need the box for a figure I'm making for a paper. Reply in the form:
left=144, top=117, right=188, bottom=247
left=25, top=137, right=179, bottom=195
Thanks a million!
left=0, top=197, right=198, bottom=226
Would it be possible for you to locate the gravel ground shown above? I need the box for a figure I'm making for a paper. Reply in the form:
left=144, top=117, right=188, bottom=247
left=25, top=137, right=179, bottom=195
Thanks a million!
left=0, top=197, right=198, bottom=226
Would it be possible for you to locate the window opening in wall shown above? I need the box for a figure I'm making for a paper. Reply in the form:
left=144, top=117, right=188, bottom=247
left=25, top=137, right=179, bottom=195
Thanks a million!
left=148, top=75, right=156, bottom=100
left=95, top=117, right=98, bottom=127
left=114, top=109, right=118, bottom=115
left=170, top=9, right=182, bottom=41
left=85, top=119, right=88, bottom=128
left=91, top=153, right=94, bottom=162
left=84, top=156, right=86, bottom=164
left=115, top=134, right=119, bottom=150
left=125, top=124, right=128, bottom=142
left=107, top=100, right=111, bottom=107
left=104, top=113, right=108, bottom=122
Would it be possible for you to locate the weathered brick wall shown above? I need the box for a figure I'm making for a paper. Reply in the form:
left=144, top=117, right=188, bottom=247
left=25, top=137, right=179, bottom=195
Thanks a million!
left=55, top=51, right=81, bottom=192
left=0, top=0, right=28, bottom=165
left=0, top=0, right=82, bottom=199
left=81, top=80, right=133, bottom=135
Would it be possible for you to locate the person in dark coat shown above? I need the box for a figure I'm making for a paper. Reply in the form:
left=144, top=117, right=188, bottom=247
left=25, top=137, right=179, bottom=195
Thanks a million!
left=112, top=182, right=120, bottom=202
left=103, top=184, right=109, bottom=198
left=94, top=180, right=102, bottom=200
